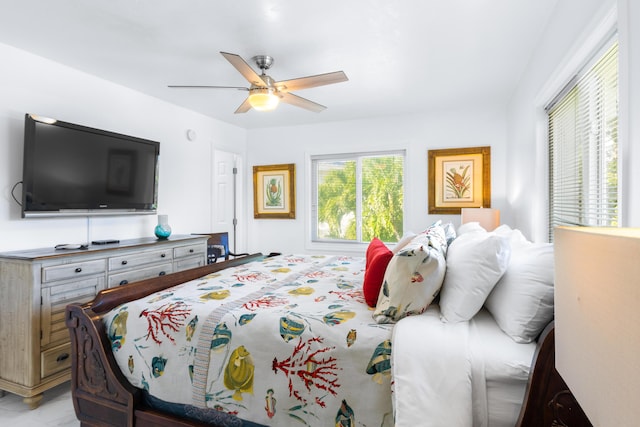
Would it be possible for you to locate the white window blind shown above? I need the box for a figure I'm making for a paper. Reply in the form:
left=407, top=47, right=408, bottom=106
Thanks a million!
left=311, top=151, right=405, bottom=243
left=548, top=38, right=618, bottom=239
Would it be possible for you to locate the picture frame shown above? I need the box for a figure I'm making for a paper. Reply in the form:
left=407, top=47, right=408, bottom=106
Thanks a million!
left=428, top=146, right=491, bottom=214
left=253, top=163, right=296, bottom=219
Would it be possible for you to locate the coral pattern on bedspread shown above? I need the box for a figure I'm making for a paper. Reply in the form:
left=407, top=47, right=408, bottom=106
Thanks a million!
left=104, top=254, right=394, bottom=426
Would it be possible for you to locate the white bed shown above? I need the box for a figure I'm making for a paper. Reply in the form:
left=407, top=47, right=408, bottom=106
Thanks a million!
left=73, top=222, right=554, bottom=427
left=392, top=306, right=537, bottom=427
left=372, top=221, right=554, bottom=427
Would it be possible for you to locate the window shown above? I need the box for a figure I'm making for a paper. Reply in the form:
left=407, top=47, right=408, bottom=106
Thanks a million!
left=547, top=37, right=618, bottom=240
left=311, top=151, right=405, bottom=243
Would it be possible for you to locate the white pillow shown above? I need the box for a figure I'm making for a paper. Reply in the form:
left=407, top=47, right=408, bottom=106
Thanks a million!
left=485, top=242, right=554, bottom=343
left=439, top=230, right=511, bottom=322
left=442, top=222, right=457, bottom=247
left=373, top=224, right=447, bottom=324
left=492, top=224, right=529, bottom=247
left=457, top=221, right=486, bottom=235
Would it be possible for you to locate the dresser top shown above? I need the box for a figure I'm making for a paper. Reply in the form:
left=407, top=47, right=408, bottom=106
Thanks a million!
left=0, top=235, right=207, bottom=261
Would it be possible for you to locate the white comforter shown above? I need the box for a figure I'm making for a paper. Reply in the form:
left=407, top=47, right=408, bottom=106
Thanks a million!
left=391, top=305, right=536, bottom=427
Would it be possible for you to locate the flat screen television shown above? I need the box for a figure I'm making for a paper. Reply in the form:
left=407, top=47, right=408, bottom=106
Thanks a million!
left=21, top=113, right=160, bottom=218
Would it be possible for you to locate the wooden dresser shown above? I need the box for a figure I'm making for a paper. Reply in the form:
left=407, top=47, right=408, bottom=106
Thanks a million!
left=0, top=235, right=208, bottom=408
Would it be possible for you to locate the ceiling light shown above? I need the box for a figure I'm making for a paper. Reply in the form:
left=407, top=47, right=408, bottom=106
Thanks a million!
left=248, top=88, right=280, bottom=111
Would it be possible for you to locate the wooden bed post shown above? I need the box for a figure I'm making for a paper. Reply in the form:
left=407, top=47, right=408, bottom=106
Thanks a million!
left=515, top=322, right=592, bottom=427
left=66, top=304, right=139, bottom=426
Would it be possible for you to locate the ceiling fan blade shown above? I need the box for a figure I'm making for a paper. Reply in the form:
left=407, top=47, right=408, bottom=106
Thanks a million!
left=279, top=92, right=326, bottom=113
left=276, top=71, right=348, bottom=92
left=168, top=85, right=248, bottom=91
left=234, top=97, right=253, bottom=114
left=220, top=52, right=267, bottom=87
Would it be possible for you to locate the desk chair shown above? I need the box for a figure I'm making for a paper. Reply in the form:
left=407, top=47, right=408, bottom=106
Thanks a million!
left=193, top=232, right=249, bottom=264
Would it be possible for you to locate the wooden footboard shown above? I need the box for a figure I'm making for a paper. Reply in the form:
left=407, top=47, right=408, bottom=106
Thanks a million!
left=516, top=322, right=593, bottom=427
left=65, top=254, right=264, bottom=427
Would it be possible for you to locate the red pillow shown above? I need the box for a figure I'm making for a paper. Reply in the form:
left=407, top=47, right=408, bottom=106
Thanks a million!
left=363, top=238, right=393, bottom=307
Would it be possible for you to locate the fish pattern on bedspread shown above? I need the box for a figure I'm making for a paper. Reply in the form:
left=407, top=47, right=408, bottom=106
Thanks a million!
left=104, top=254, right=394, bottom=426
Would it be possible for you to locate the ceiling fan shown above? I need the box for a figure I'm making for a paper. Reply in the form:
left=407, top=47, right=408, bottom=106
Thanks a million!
left=168, top=52, right=348, bottom=114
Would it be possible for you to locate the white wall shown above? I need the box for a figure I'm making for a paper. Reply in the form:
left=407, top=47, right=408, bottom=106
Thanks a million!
left=245, top=106, right=508, bottom=256
left=4, top=0, right=636, bottom=254
left=507, top=0, right=639, bottom=241
left=248, top=0, right=640, bottom=253
left=0, top=42, right=248, bottom=252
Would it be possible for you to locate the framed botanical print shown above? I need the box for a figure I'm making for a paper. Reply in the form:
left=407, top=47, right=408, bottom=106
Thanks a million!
left=428, top=146, right=491, bottom=214
left=253, top=163, right=296, bottom=219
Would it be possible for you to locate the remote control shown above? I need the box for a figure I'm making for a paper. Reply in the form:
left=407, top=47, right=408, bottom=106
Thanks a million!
left=55, top=243, right=89, bottom=250
left=91, top=239, right=120, bottom=245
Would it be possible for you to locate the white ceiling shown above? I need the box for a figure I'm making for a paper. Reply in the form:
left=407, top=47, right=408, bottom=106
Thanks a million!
left=0, top=0, right=558, bottom=130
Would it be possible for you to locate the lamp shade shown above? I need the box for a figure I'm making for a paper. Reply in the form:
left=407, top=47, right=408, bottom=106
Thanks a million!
left=248, top=88, right=279, bottom=111
left=554, top=226, right=640, bottom=426
left=460, top=208, right=500, bottom=231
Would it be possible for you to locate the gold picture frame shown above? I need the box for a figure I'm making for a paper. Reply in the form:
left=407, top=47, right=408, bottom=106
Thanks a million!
left=253, top=163, right=296, bottom=219
left=428, top=146, right=491, bottom=214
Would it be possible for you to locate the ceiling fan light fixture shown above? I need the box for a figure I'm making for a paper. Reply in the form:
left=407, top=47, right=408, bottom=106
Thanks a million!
left=169, top=52, right=347, bottom=114
left=248, top=87, right=280, bottom=111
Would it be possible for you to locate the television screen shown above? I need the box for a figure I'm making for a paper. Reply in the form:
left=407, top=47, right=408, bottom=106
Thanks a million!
left=22, top=114, right=160, bottom=217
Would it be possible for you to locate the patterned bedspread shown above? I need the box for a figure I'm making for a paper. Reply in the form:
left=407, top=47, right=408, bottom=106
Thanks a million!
left=104, top=254, right=394, bottom=426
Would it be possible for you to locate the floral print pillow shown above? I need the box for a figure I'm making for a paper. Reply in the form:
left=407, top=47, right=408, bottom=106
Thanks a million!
left=372, top=223, right=448, bottom=323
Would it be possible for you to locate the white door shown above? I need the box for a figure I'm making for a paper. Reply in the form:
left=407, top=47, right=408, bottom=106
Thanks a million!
left=212, top=150, right=244, bottom=253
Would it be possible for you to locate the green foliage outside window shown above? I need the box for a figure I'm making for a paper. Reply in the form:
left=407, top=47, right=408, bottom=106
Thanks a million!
left=316, top=154, right=403, bottom=243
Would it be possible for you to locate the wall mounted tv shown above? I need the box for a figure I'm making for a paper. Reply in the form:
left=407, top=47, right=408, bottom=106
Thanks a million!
left=21, top=114, right=160, bottom=218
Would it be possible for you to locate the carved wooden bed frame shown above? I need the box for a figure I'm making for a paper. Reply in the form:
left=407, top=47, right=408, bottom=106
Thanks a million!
left=65, top=254, right=592, bottom=427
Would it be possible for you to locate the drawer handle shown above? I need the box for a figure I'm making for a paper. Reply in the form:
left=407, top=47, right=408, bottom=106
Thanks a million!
left=121, top=260, right=128, bottom=265
left=119, top=280, right=129, bottom=286
left=56, top=353, right=70, bottom=363
left=159, top=271, right=166, bottom=276
left=74, top=267, right=82, bottom=273
left=160, top=253, right=166, bottom=258
left=189, top=249, right=194, bottom=253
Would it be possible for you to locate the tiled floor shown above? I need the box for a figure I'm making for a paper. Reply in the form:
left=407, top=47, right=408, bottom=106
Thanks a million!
left=0, top=383, right=79, bottom=426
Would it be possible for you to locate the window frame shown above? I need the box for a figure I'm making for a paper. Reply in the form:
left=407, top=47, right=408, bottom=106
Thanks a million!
left=309, top=149, right=406, bottom=247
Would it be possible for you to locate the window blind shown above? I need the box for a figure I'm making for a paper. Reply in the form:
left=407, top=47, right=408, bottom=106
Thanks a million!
left=548, top=39, right=618, bottom=240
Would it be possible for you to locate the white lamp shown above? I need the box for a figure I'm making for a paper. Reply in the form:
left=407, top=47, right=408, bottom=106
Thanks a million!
left=460, top=207, right=500, bottom=231
left=554, top=226, right=640, bottom=426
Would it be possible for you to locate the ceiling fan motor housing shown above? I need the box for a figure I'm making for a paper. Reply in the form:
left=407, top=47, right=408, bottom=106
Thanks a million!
left=252, top=55, right=274, bottom=71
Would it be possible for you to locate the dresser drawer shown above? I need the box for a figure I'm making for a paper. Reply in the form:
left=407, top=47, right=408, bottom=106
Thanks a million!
left=41, top=276, right=105, bottom=346
left=109, top=249, right=172, bottom=272
left=174, top=243, right=205, bottom=259
left=45, top=275, right=105, bottom=302
left=41, top=342, right=72, bottom=378
left=108, top=262, right=173, bottom=287
left=175, top=255, right=206, bottom=272
left=42, top=259, right=106, bottom=283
